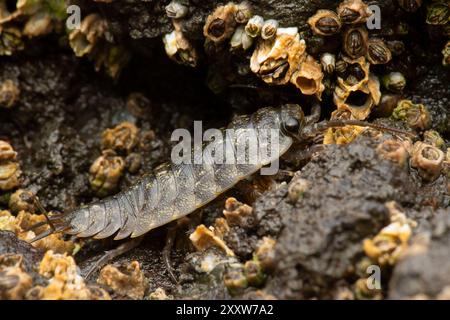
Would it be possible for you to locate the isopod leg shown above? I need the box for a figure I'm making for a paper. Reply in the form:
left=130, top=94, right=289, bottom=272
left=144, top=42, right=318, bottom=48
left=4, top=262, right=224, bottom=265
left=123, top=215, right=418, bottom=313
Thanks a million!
left=162, top=223, right=178, bottom=283
left=83, top=236, right=145, bottom=279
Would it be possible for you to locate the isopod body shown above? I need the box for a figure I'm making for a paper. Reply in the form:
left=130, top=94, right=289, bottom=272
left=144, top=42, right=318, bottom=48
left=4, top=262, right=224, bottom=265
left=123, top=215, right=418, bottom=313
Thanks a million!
left=54, top=105, right=305, bottom=240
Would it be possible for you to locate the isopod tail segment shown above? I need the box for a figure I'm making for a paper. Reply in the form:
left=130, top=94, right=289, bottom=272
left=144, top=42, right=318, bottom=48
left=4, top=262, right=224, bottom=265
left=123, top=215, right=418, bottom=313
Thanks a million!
left=25, top=196, right=69, bottom=243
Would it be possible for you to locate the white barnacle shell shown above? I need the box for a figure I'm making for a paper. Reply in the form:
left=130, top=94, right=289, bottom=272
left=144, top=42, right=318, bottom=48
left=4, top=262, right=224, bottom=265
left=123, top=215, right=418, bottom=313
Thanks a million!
left=165, top=0, right=189, bottom=19
left=163, top=30, right=178, bottom=57
left=320, top=53, right=336, bottom=74
left=245, top=15, right=264, bottom=38
left=261, top=19, right=279, bottom=40
left=230, top=25, right=253, bottom=50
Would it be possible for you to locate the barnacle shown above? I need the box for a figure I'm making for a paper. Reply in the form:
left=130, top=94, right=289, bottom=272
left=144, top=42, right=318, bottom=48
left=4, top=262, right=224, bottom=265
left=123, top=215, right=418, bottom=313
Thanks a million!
left=224, top=263, right=248, bottom=295
left=125, top=152, right=142, bottom=174
left=321, top=53, right=336, bottom=74
left=203, top=2, right=238, bottom=43
left=366, top=38, right=392, bottom=65
left=189, top=224, right=235, bottom=256
left=0, top=208, right=74, bottom=254
left=165, top=0, right=188, bottom=19
left=423, top=130, right=445, bottom=149
left=245, top=15, right=264, bottom=37
left=97, top=261, right=148, bottom=300
left=443, top=41, right=449, bottom=67
left=391, top=100, right=430, bottom=130
left=253, top=237, right=276, bottom=272
left=230, top=25, right=253, bottom=51
left=261, top=19, right=279, bottom=40
left=250, top=27, right=306, bottom=85
left=382, top=72, right=406, bottom=93
left=9, top=189, right=35, bottom=214
left=363, top=202, right=416, bottom=266
left=0, top=26, right=24, bottom=55
left=337, top=0, right=372, bottom=25
left=354, top=278, right=382, bottom=300
left=398, top=0, right=423, bottom=13
left=163, top=22, right=198, bottom=67
left=37, top=251, right=110, bottom=300
left=89, top=150, right=126, bottom=197
left=291, top=55, right=325, bottom=99
left=0, top=140, right=17, bottom=162
left=69, top=13, right=129, bottom=78
left=376, top=139, right=410, bottom=167
left=343, top=26, right=368, bottom=59
left=426, top=2, right=449, bottom=25
left=69, top=14, right=107, bottom=57
left=149, top=287, right=173, bottom=300
left=0, top=210, right=18, bottom=233
left=387, top=40, right=406, bottom=57
left=101, top=122, right=139, bottom=154
left=308, top=10, right=342, bottom=36
left=234, top=1, right=252, bottom=24
left=0, top=162, right=21, bottom=190
left=0, top=141, right=21, bottom=191
left=373, top=93, right=401, bottom=118
left=244, top=259, right=265, bottom=287
left=0, top=79, right=20, bottom=108
left=287, top=177, right=310, bottom=203
left=223, top=197, right=253, bottom=227
left=0, top=253, right=32, bottom=300
left=410, top=141, right=445, bottom=182
left=324, top=109, right=367, bottom=144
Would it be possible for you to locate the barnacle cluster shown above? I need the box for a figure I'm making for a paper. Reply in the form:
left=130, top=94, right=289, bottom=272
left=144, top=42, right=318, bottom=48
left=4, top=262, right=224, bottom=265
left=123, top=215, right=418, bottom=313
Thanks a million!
left=0, top=0, right=66, bottom=55
left=90, top=122, right=144, bottom=197
left=0, top=206, right=75, bottom=254
left=34, top=251, right=110, bottom=300
left=425, top=1, right=449, bottom=66
left=0, top=251, right=109, bottom=300
left=97, top=261, right=148, bottom=300
left=68, top=13, right=130, bottom=78
left=363, top=201, right=417, bottom=267
left=0, top=140, right=21, bottom=191
left=0, top=253, right=32, bottom=299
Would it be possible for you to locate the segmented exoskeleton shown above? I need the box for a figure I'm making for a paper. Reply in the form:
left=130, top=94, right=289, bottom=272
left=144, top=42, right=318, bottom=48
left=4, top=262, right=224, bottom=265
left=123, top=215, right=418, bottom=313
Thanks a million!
left=31, top=104, right=411, bottom=242
left=34, top=104, right=306, bottom=241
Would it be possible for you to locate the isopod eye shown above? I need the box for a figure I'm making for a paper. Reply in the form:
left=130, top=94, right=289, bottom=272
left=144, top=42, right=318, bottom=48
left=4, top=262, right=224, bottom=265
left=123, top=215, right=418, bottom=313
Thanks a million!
left=283, top=117, right=300, bottom=134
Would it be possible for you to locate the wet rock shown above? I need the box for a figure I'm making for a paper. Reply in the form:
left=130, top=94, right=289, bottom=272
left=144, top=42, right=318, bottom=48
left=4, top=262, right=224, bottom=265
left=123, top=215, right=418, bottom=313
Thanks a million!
left=258, top=137, right=425, bottom=299
left=389, top=209, right=450, bottom=299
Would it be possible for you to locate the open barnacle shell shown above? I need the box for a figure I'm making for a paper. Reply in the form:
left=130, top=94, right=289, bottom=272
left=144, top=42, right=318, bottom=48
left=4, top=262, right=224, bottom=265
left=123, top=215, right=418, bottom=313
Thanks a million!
left=308, top=9, right=342, bottom=36
left=334, top=71, right=381, bottom=120
left=290, top=55, right=325, bottom=100
left=203, top=2, right=238, bottom=43
left=410, top=141, right=444, bottom=182
left=338, top=55, right=370, bottom=87
left=337, top=0, right=373, bottom=25
left=250, top=27, right=306, bottom=86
